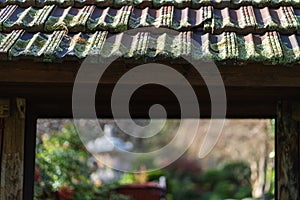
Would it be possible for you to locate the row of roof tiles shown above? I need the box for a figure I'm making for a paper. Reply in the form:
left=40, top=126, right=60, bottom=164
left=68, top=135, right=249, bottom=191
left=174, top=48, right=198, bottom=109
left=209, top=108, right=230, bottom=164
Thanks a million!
left=1, top=30, right=299, bottom=65
left=1, top=5, right=300, bottom=34
left=0, top=0, right=299, bottom=8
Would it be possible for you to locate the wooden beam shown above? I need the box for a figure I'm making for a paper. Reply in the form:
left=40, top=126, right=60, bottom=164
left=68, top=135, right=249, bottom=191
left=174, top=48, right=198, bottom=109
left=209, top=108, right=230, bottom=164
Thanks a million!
left=1, top=60, right=300, bottom=87
left=0, top=98, right=26, bottom=200
left=276, top=101, right=299, bottom=200
left=1, top=59, right=300, bottom=117
left=0, top=83, right=300, bottom=118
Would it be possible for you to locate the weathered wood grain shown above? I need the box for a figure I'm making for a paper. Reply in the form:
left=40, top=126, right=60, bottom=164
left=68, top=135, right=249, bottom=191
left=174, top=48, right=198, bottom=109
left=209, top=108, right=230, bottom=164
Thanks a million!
left=277, top=101, right=299, bottom=200
left=0, top=98, right=25, bottom=200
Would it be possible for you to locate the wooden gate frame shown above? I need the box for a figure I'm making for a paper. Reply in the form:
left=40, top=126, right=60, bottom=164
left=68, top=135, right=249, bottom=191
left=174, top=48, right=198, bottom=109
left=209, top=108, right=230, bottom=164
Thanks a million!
left=0, top=61, right=299, bottom=199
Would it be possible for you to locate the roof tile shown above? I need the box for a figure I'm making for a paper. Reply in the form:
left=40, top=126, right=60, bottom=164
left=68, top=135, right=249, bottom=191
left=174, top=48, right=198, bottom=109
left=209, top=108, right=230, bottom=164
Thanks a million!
left=269, top=6, right=297, bottom=33
left=87, top=6, right=132, bottom=32
left=294, top=8, right=300, bottom=31
left=9, top=31, right=51, bottom=59
left=43, top=30, right=66, bottom=61
left=45, top=5, right=95, bottom=32
left=0, top=0, right=299, bottom=9
left=55, top=31, right=107, bottom=59
left=153, top=0, right=192, bottom=8
left=129, top=6, right=173, bottom=29
left=230, top=6, right=256, bottom=32
left=125, top=31, right=150, bottom=57
left=74, top=0, right=114, bottom=7
left=0, top=29, right=23, bottom=59
left=209, top=32, right=237, bottom=61
left=237, top=31, right=283, bottom=64
left=260, top=31, right=283, bottom=63
left=1, top=1, right=300, bottom=65
left=172, top=6, right=212, bottom=30
left=1, top=4, right=299, bottom=34
left=236, top=33, right=258, bottom=63
left=191, top=31, right=210, bottom=60
left=35, top=0, right=74, bottom=8
left=253, top=7, right=277, bottom=32
left=0, top=0, right=34, bottom=7
left=280, top=34, right=300, bottom=63
left=4, top=29, right=300, bottom=65
left=2, top=5, right=54, bottom=32
left=0, top=5, right=17, bottom=31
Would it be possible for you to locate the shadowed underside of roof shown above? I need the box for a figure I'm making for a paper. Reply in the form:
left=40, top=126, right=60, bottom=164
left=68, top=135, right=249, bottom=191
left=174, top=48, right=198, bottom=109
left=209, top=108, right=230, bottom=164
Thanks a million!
left=0, top=0, right=300, bottom=65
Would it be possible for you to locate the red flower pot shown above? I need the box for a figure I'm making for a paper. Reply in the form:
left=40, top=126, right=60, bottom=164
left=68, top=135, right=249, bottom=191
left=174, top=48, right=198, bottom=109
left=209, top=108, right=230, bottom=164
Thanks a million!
left=57, top=186, right=72, bottom=200
left=116, top=183, right=166, bottom=200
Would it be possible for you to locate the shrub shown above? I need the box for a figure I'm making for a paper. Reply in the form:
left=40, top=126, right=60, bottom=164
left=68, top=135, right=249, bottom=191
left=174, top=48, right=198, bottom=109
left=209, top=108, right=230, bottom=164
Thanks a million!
left=35, top=124, right=129, bottom=200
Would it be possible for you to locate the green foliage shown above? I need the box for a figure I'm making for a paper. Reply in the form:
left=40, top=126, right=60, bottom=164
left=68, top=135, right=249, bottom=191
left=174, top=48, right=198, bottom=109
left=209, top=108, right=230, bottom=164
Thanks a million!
left=119, top=173, right=135, bottom=185
left=35, top=121, right=275, bottom=200
left=201, top=169, right=224, bottom=186
left=147, top=169, right=169, bottom=181
left=214, top=181, right=236, bottom=198
left=34, top=124, right=130, bottom=200
left=222, top=161, right=251, bottom=185
left=200, top=193, right=222, bottom=200
left=160, top=160, right=253, bottom=200
left=201, top=161, right=252, bottom=200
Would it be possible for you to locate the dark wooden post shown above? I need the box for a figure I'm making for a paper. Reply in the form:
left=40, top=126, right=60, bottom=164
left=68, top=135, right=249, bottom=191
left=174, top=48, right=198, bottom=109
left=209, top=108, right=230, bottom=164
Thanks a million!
left=277, top=101, right=299, bottom=200
left=0, top=98, right=26, bottom=200
left=23, top=104, right=37, bottom=200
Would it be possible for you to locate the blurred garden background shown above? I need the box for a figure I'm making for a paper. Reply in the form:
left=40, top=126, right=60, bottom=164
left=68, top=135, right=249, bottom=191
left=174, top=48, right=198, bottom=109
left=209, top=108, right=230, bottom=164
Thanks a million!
left=34, top=119, right=275, bottom=200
